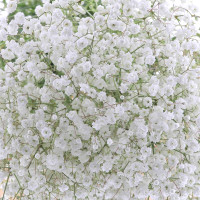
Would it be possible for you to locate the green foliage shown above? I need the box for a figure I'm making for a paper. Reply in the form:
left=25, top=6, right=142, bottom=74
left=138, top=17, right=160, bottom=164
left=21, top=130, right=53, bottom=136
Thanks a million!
left=171, top=36, right=176, bottom=41
left=27, top=97, right=38, bottom=113
left=35, top=78, right=45, bottom=88
left=0, top=42, right=6, bottom=69
left=82, top=0, right=98, bottom=16
left=63, top=95, right=72, bottom=112
left=48, top=99, right=57, bottom=113
left=53, top=69, right=65, bottom=77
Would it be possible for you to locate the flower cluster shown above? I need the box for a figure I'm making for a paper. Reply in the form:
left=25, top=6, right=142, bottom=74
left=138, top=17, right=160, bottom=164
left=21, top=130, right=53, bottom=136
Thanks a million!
left=1, top=0, right=200, bottom=199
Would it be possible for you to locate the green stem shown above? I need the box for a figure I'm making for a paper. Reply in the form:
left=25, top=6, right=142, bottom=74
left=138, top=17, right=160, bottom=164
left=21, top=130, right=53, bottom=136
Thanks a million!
left=14, top=174, right=22, bottom=188
left=13, top=188, right=21, bottom=200
left=74, top=183, right=76, bottom=200
left=2, top=172, right=11, bottom=200
left=27, top=144, right=41, bottom=169
left=131, top=44, right=145, bottom=54
left=174, top=149, right=190, bottom=163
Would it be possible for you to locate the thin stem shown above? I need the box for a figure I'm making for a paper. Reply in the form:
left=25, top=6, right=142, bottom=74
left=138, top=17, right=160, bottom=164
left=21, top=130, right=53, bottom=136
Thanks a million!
left=131, top=44, right=145, bottom=54
left=2, top=172, right=11, bottom=200
left=27, top=144, right=41, bottom=169
left=13, top=188, right=21, bottom=200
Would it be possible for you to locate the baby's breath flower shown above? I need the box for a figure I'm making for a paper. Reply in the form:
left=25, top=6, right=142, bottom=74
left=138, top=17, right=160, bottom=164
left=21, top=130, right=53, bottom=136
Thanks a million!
left=1, top=0, right=200, bottom=199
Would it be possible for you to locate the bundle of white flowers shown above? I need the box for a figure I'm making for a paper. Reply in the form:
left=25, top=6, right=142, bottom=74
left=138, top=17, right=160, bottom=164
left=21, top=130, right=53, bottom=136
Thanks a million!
left=1, top=0, right=200, bottom=199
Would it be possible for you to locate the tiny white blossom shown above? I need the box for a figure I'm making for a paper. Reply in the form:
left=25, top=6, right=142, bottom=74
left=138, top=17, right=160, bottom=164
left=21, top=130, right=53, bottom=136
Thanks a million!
left=41, top=127, right=53, bottom=138
left=107, top=138, right=113, bottom=146
left=166, top=138, right=178, bottom=150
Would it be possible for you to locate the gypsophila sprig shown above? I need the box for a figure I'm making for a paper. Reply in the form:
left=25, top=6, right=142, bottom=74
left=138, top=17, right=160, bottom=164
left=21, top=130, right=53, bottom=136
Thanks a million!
left=1, top=0, right=200, bottom=199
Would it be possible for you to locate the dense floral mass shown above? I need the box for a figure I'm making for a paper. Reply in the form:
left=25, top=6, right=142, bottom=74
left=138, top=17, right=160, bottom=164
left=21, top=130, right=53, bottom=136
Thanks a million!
left=1, top=0, right=200, bottom=199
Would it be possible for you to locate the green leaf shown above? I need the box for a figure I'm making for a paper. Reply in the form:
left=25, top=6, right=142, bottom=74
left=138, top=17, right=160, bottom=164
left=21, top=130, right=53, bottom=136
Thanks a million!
left=53, top=70, right=65, bottom=77
left=27, top=97, right=38, bottom=113
left=134, top=19, right=144, bottom=24
left=63, top=95, right=72, bottom=111
left=35, top=78, right=45, bottom=88
left=148, top=183, right=153, bottom=190
left=172, top=37, right=176, bottom=41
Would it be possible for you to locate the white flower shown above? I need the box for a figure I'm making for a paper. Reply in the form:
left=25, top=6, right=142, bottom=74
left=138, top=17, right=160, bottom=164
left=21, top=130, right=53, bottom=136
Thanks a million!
left=35, top=5, right=44, bottom=16
left=127, top=71, right=139, bottom=83
left=129, top=23, right=140, bottom=34
left=1, top=0, right=200, bottom=198
left=65, top=86, right=74, bottom=96
left=196, top=115, right=200, bottom=128
left=59, top=184, right=69, bottom=192
left=102, top=161, right=113, bottom=172
left=28, top=179, right=39, bottom=191
left=53, top=78, right=63, bottom=90
left=97, top=91, right=107, bottom=101
left=120, top=83, right=128, bottom=93
left=41, top=127, right=53, bottom=138
left=9, top=182, right=19, bottom=194
left=95, top=14, right=105, bottom=26
left=0, top=171, right=8, bottom=183
left=166, top=138, right=178, bottom=150
left=76, top=37, right=89, bottom=50
left=140, top=146, right=151, bottom=157
left=23, top=21, right=34, bottom=34
left=65, top=51, right=78, bottom=64
left=143, top=97, right=152, bottom=107
left=7, top=0, right=17, bottom=13
left=84, top=62, right=92, bottom=73
left=1, top=48, right=15, bottom=60
left=14, top=12, right=25, bottom=25
left=0, top=29, right=7, bottom=42
left=148, top=84, right=159, bottom=96
left=107, top=20, right=119, bottom=31
left=107, top=138, right=113, bottom=146
left=17, top=96, right=28, bottom=106
left=115, top=105, right=125, bottom=116
left=145, top=55, right=156, bottom=65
